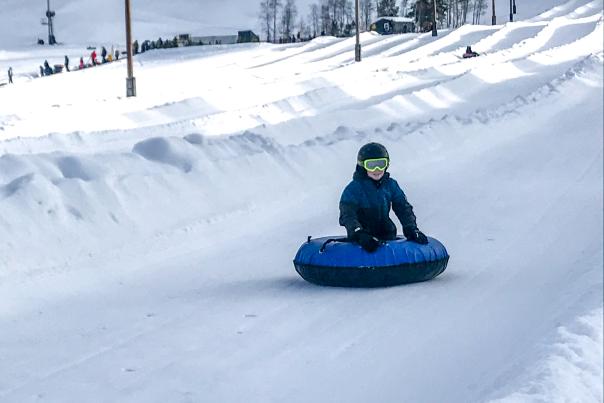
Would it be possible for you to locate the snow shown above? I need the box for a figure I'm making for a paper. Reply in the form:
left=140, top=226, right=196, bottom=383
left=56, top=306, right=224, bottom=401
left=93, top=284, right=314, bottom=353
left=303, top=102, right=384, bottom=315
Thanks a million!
left=0, top=0, right=602, bottom=402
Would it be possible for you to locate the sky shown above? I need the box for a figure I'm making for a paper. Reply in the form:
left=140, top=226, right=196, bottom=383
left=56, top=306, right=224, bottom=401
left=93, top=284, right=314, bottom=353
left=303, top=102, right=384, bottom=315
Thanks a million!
left=0, top=0, right=602, bottom=402
left=0, top=0, right=572, bottom=48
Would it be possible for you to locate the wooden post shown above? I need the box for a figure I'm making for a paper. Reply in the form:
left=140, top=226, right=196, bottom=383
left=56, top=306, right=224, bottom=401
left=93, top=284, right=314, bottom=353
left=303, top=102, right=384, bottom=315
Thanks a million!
left=355, top=0, right=361, bottom=62
left=125, top=0, right=136, bottom=97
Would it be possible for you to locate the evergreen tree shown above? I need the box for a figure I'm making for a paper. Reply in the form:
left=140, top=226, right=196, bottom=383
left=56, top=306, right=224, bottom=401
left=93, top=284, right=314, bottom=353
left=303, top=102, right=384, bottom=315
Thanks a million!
left=377, top=0, right=399, bottom=17
left=409, top=0, right=446, bottom=31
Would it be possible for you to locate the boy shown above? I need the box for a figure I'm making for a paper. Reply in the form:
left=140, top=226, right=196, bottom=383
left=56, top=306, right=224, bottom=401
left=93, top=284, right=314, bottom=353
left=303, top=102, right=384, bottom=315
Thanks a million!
left=339, top=142, right=428, bottom=252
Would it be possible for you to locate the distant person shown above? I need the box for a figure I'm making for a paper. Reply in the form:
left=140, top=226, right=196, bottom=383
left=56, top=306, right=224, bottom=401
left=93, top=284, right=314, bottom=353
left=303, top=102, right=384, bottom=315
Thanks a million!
left=114, top=48, right=119, bottom=60
left=43, top=60, right=53, bottom=76
left=101, top=46, right=107, bottom=63
left=79, top=57, right=85, bottom=69
left=39, top=65, right=44, bottom=77
left=463, top=45, right=479, bottom=58
left=7, top=67, right=13, bottom=84
left=91, top=50, right=97, bottom=65
left=64, top=55, right=70, bottom=72
left=133, top=40, right=139, bottom=55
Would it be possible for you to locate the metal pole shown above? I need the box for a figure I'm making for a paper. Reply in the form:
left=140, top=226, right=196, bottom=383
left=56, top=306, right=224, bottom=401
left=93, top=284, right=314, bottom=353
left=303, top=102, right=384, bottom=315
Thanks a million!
left=513, top=0, right=517, bottom=14
left=432, top=0, right=438, bottom=36
left=492, top=0, right=497, bottom=25
left=509, top=0, right=513, bottom=21
left=355, top=0, right=361, bottom=62
left=125, top=0, right=136, bottom=97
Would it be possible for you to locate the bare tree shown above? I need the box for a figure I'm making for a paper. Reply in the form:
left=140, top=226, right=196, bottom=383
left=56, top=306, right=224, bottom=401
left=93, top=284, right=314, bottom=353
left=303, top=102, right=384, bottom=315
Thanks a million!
left=360, top=0, right=375, bottom=30
left=298, top=16, right=308, bottom=39
left=309, top=3, right=321, bottom=37
left=400, top=0, right=409, bottom=16
left=320, top=0, right=332, bottom=35
left=448, top=0, right=471, bottom=27
left=472, top=0, right=487, bottom=24
left=281, top=0, right=298, bottom=40
left=259, top=0, right=273, bottom=42
left=269, top=0, right=283, bottom=43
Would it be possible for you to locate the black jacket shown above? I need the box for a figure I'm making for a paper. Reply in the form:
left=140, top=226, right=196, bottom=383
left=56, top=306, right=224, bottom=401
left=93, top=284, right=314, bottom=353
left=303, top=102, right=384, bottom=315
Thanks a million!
left=339, top=165, right=418, bottom=240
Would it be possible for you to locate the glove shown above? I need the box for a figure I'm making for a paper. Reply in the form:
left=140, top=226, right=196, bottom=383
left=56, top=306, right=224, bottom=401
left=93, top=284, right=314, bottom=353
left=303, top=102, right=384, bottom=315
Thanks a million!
left=354, top=229, right=380, bottom=253
left=405, top=229, right=429, bottom=245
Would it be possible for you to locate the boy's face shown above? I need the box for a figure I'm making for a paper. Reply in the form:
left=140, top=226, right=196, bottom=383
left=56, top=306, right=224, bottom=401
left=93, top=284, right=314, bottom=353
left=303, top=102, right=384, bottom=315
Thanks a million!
left=367, top=169, right=385, bottom=181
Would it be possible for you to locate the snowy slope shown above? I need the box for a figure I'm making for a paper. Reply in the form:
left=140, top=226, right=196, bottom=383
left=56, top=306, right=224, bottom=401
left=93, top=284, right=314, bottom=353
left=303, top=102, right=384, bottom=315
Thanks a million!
left=0, top=0, right=602, bottom=402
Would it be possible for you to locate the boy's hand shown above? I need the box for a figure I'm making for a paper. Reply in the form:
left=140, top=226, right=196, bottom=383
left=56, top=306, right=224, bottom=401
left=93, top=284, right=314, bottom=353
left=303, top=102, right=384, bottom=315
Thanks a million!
left=355, top=229, right=380, bottom=252
left=406, top=229, right=429, bottom=244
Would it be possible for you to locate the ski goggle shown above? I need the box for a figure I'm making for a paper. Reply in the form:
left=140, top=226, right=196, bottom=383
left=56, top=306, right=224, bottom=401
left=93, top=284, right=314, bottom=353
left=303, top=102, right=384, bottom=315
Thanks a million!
left=361, top=158, right=389, bottom=172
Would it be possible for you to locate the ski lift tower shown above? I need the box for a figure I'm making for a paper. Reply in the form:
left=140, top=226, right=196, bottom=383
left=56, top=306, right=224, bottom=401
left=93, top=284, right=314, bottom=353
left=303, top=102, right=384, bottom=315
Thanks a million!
left=41, top=0, right=57, bottom=45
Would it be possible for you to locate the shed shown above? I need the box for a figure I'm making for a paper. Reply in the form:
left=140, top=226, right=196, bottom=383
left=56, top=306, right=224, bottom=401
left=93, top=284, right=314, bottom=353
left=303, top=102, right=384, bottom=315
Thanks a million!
left=370, top=17, right=415, bottom=35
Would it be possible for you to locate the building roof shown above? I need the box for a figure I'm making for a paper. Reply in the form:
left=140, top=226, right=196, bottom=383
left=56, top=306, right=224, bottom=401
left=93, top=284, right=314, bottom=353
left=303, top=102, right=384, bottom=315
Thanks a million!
left=374, top=16, right=414, bottom=24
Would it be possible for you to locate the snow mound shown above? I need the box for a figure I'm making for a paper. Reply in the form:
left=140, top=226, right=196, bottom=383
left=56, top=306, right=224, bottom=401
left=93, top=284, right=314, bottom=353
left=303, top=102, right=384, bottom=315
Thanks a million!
left=133, top=137, right=196, bottom=173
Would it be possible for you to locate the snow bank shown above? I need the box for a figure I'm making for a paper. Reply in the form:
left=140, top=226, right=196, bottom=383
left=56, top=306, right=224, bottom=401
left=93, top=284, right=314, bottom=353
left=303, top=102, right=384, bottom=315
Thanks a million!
left=490, top=308, right=604, bottom=403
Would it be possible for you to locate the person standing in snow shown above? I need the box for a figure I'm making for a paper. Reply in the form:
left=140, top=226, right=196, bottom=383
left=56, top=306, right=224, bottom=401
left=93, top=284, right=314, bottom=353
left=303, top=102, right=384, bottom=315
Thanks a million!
left=101, top=46, right=107, bottom=63
left=7, top=67, right=13, bottom=83
left=114, top=48, right=119, bottom=60
left=91, top=50, right=97, bottom=66
left=64, top=55, right=70, bottom=72
left=339, top=143, right=429, bottom=252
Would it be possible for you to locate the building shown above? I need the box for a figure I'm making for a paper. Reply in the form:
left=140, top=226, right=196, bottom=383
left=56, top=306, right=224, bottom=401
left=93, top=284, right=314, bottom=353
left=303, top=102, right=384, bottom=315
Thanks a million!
left=370, top=17, right=415, bottom=35
left=177, top=30, right=260, bottom=47
left=189, top=34, right=238, bottom=46
left=177, top=34, right=192, bottom=46
left=237, top=30, right=260, bottom=43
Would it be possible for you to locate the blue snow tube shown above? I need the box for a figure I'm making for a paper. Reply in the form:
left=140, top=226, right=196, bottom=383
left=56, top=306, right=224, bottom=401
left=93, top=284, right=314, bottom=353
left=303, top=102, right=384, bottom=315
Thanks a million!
left=293, top=236, right=449, bottom=287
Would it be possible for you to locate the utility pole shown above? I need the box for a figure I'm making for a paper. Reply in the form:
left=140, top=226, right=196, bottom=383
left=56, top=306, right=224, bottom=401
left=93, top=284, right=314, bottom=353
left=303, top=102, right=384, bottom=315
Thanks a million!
left=355, top=0, right=361, bottom=61
left=492, top=0, right=497, bottom=25
left=432, top=0, right=438, bottom=36
left=44, top=0, right=57, bottom=45
left=125, top=0, right=136, bottom=97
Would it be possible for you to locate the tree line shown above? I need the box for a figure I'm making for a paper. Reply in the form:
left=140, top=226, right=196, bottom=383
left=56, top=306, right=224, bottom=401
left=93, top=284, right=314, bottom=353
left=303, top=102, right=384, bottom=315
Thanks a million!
left=259, top=0, right=489, bottom=42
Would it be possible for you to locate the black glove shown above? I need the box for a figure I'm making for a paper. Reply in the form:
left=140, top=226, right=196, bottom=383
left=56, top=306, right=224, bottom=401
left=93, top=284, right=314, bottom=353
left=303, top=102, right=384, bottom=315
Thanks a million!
left=354, top=229, right=380, bottom=253
left=405, top=229, right=429, bottom=245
